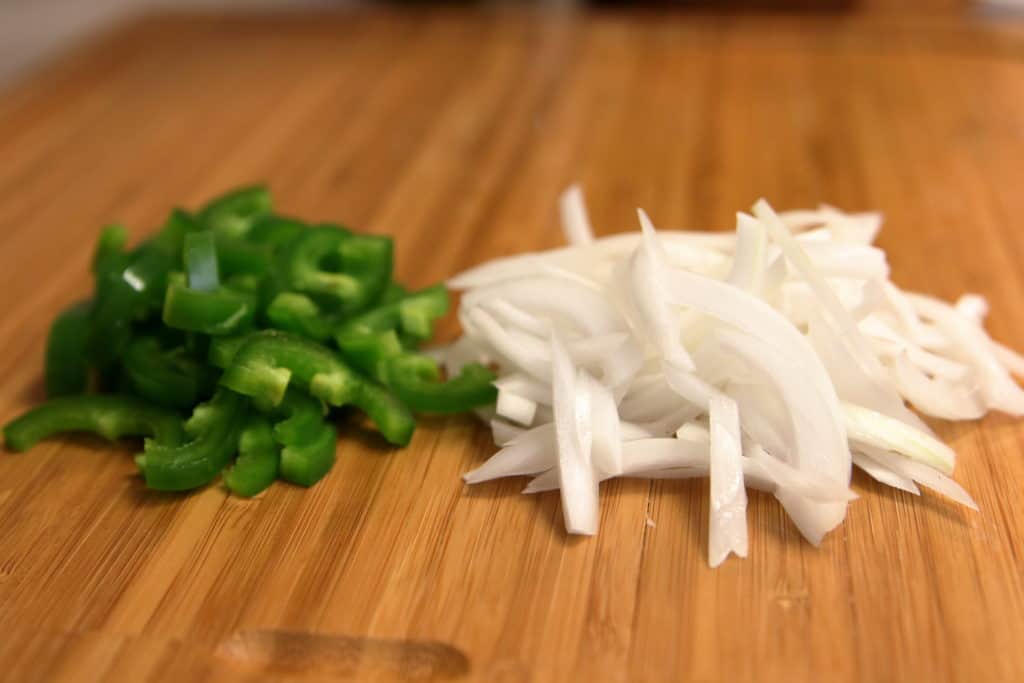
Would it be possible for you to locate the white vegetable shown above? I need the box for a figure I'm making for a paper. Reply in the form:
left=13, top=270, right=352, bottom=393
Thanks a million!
left=708, top=395, right=748, bottom=567
left=449, top=185, right=1021, bottom=566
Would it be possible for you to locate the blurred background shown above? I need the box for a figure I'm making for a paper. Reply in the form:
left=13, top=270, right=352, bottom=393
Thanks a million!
left=2, top=0, right=1021, bottom=87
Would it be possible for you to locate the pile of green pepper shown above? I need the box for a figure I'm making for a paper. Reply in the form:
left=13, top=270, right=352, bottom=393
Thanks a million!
left=2, top=186, right=497, bottom=496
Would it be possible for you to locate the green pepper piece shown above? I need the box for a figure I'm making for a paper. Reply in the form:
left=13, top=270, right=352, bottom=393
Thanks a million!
left=198, top=185, right=272, bottom=240
left=248, top=215, right=306, bottom=249
left=281, top=422, right=336, bottom=487
left=3, top=395, right=184, bottom=452
left=334, top=329, right=404, bottom=383
left=183, top=231, right=220, bottom=292
left=216, top=237, right=271, bottom=278
left=45, top=301, right=92, bottom=397
left=220, top=330, right=360, bottom=407
left=221, top=330, right=414, bottom=445
left=92, top=224, right=128, bottom=275
left=387, top=357, right=497, bottom=414
left=162, top=273, right=256, bottom=335
left=208, top=334, right=250, bottom=370
left=89, top=242, right=175, bottom=371
left=123, top=337, right=215, bottom=410
left=379, top=281, right=407, bottom=305
left=336, top=285, right=448, bottom=341
left=283, top=227, right=393, bottom=314
left=136, top=389, right=247, bottom=491
left=223, top=416, right=279, bottom=497
left=271, top=389, right=336, bottom=487
left=265, top=292, right=334, bottom=342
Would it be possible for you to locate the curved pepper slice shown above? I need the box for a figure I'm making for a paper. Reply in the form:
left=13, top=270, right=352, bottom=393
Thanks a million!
left=89, top=239, right=175, bottom=371
left=3, top=395, right=184, bottom=452
left=221, top=330, right=414, bottom=446
left=334, top=329, right=404, bottom=383
left=123, top=337, right=215, bottom=410
left=223, top=416, right=279, bottom=497
left=45, top=300, right=92, bottom=397
left=265, top=292, right=335, bottom=342
left=283, top=227, right=393, bottom=315
left=136, top=389, right=246, bottom=491
left=336, top=285, right=448, bottom=342
left=198, top=185, right=272, bottom=240
left=387, top=356, right=497, bottom=415
left=216, top=237, right=271, bottom=279
left=248, top=215, right=306, bottom=249
left=162, top=273, right=257, bottom=336
left=272, top=389, right=336, bottom=487
left=335, top=329, right=497, bottom=415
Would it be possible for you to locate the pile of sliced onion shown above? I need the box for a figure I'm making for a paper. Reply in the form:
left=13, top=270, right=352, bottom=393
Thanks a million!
left=443, top=185, right=1024, bottom=566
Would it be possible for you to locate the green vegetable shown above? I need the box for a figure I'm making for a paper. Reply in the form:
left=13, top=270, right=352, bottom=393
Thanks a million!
left=198, top=185, right=272, bottom=240
left=336, top=285, right=448, bottom=341
left=388, top=358, right=497, bottom=415
left=45, top=301, right=92, bottom=397
left=3, top=185, right=493, bottom=497
left=123, top=337, right=214, bottom=410
left=272, top=389, right=336, bottom=487
left=223, top=416, right=280, bottom=497
left=162, top=273, right=257, bottom=335
left=221, top=330, right=414, bottom=445
left=282, top=227, right=393, bottom=314
left=136, top=389, right=247, bottom=491
left=3, top=395, right=184, bottom=452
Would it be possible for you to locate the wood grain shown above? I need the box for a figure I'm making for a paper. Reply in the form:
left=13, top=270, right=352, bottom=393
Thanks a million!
left=1, top=9, right=1023, bottom=683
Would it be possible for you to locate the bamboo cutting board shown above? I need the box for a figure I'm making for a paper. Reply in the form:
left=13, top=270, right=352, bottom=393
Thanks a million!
left=1, top=10, right=1023, bottom=683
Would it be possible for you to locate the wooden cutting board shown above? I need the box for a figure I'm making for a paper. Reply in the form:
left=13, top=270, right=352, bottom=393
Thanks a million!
left=1, top=9, right=1023, bottom=682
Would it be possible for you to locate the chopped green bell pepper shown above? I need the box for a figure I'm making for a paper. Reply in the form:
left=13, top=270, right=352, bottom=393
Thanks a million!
left=221, top=330, right=414, bottom=445
left=265, top=292, right=334, bottom=342
left=123, top=337, right=215, bottom=410
left=223, top=416, right=279, bottom=497
left=45, top=301, right=92, bottom=397
left=136, top=388, right=246, bottom=491
left=3, top=395, right=184, bottom=452
left=282, top=227, right=393, bottom=314
left=270, top=389, right=336, bottom=487
left=198, top=185, right=272, bottom=240
left=162, top=273, right=257, bottom=336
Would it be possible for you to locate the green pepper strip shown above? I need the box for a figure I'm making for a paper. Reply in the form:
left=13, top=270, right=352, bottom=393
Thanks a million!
left=216, top=237, right=271, bottom=278
left=272, top=389, right=336, bottom=487
left=162, top=273, right=256, bottom=336
left=208, top=334, right=249, bottom=370
left=248, top=215, right=306, bottom=249
left=379, top=281, right=407, bottom=305
left=45, top=301, right=92, bottom=397
left=123, top=337, right=214, bottom=410
left=136, top=389, right=246, bottom=491
left=387, top=356, right=497, bottom=414
left=335, top=329, right=404, bottom=384
left=223, top=416, right=279, bottom=497
left=336, top=329, right=497, bottom=414
left=198, top=185, right=272, bottom=240
left=221, top=330, right=414, bottom=446
left=92, top=224, right=127, bottom=275
left=265, top=292, right=335, bottom=342
left=89, top=240, right=175, bottom=370
left=284, top=227, right=393, bottom=314
left=336, top=285, right=448, bottom=341
left=3, top=395, right=184, bottom=452
left=183, top=231, right=219, bottom=292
